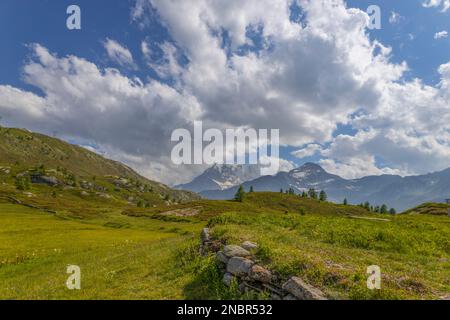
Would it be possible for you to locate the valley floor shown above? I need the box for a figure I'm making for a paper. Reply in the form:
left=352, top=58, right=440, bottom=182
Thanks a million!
left=0, top=203, right=207, bottom=299
left=0, top=193, right=449, bottom=300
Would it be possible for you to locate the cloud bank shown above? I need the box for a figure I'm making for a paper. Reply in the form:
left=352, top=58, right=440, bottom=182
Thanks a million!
left=1, top=0, right=450, bottom=184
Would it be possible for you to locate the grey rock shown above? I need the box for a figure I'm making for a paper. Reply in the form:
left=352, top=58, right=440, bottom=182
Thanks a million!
left=282, top=277, right=326, bottom=300
left=227, top=257, right=254, bottom=276
left=223, top=245, right=251, bottom=258
left=201, top=228, right=211, bottom=242
left=216, top=251, right=229, bottom=264
left=31, top=175, right=59, bottom=186
left=249, top=265, right=272, bottom=283
left=114, top=178, right=129, bottom=186
left=242, top=241, right=258, bottom=251
left=283, top=294, right=297, bottom=300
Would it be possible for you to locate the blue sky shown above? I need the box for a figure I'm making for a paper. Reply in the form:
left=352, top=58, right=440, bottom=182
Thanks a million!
left=1, top=0, right=450, bottom=184
left=2, top=0, right=450, bottom=86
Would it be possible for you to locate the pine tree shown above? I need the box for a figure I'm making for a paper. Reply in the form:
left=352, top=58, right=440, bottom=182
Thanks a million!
left=308, top=188, right=317, bottom=199
left=249, top=186, right=254, bottom=193
left=319, top=190, right=327, bottom=201
left=389, top=208, right=397, bottom=215
left=234, top=185, right=245, bottom=202
left=380, top=204, right=388, bottom=214
left=343, top=198, right=348, bottom=205
left=301, top=191, right=308, bottom=198
left=280, top=188, right=283, bottom=193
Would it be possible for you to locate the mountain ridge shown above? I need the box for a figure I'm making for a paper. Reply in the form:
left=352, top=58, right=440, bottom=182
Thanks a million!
left=180, top=162, right=450, bottom=211
left=175, top=163, right=261, bottom=192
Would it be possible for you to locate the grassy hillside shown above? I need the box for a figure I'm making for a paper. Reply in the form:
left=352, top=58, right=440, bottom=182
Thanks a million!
left=0, top=127, right=198, bottom=206
left=204, top=193, right=450, bottom=300
left=403, top=202, right=450, bottom=216
left=0, top=127, right=147, bottom=178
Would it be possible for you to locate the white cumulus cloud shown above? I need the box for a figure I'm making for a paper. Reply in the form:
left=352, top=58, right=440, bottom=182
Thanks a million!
left=434, top=30, right=448, bottom=39
left=2, top=1, right=450, bottom=184
left=103, top=38, right=136, bottom=68
left=423, top=0, right=450, bottom=12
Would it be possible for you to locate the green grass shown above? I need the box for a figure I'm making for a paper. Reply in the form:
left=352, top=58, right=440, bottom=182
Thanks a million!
left=404, top=202, right=450, bottom=216
left=206, top=193, right=450, bottom=300
left=1, top=190, right=449, bottom=300
left=0, top=202, right=209, bottom=299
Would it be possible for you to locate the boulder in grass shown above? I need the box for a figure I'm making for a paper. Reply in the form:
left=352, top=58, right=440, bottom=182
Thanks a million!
left=223, top=245, right=251, bottom=258
left=282, top=277, right=327, bottom=300
left=31, top=175, right=59, bottom=186
left=242, top=241, right=258, bottom=251
left=201, top=228, right=211, bottom=242
left=249, top=265, right=272, bottom=283
left=216, top=251, right=229, bottom=264
left=227, top=257, right=254, bottom=276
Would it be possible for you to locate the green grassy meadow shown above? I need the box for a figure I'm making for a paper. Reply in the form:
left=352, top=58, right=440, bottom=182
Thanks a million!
left=0, top=202, right=206, bottom=299
left=0, top=127, right=448, bottom=300
left=207, top=194, right=450, bottom=300
left=0, top=192, right=449, bottom=300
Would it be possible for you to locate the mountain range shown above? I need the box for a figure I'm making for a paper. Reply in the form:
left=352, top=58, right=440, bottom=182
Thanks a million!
left=177, top=163, right=450, bottom=211
left=175, top=164, right=261, bottom=192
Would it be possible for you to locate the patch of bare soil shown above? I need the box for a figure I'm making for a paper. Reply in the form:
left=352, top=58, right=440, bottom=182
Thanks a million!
left=159, top=206, right=202, bottom=217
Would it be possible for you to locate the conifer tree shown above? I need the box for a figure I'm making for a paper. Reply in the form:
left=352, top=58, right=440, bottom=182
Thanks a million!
left=234, top=185, right=245, bottom=202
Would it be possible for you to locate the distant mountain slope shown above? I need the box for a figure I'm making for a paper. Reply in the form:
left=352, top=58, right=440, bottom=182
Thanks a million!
left=175, top=164, right=261, bottom=192
left=403, top=202, right=450, bottom=216
left=0, top=127, right=141, bottom=179
left=0, top=127, right=198, bottom=202
left=197, top=163, right=450, bottom=211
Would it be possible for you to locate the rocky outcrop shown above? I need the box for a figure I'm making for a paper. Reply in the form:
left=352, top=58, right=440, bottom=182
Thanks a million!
left=30, top=175, right=59, bottom=186
left=200, top=231, right=327, bottom=300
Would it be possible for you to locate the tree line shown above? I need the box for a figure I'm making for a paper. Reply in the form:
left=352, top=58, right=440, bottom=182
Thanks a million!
left=234, top=185, right=397, bottom=214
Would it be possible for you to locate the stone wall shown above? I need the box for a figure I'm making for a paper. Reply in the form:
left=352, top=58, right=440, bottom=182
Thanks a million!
left=200, top=228, right=327, bottom=300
